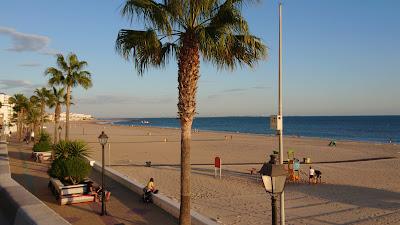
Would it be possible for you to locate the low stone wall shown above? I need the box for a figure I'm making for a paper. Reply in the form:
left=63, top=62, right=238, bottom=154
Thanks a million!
left=0, top=142, right=70, bottom=225
left=88, top=158, right=218, bottom=225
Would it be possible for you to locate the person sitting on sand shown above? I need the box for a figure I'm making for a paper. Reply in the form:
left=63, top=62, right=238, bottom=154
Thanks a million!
left=309, top=166, right=315, bottom=184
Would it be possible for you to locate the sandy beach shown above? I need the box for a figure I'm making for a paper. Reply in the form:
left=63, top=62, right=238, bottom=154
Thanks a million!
left=45, top=121, right=400, bottom=225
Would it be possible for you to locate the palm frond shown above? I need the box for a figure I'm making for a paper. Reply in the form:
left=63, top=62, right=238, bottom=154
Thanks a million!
left=45, top=67, right=64, bottom=86
left=56, top=54, right=68, bottom=71
left=199, top=32, right=267, bottom=69
left=117, top=0, right=266, bottom=73
left=116, top=29, right=177, bottom=74
left=121, top=0, right=173, bottom=34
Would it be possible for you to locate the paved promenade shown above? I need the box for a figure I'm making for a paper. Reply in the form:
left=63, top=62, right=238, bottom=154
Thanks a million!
left=7, top=142, right=177, bottom=225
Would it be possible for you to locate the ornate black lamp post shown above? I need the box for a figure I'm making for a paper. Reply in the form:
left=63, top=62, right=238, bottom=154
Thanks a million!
left=260, top=155, right=287, bottom=225
left=98, top=131, right=108, bottom=216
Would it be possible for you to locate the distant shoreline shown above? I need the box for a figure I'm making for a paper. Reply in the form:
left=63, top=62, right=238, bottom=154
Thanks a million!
left=91, top=118, right=398, bottom=145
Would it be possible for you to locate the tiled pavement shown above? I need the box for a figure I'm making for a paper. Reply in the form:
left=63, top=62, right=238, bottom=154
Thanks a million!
left=7, top=142, right=178, bottom=225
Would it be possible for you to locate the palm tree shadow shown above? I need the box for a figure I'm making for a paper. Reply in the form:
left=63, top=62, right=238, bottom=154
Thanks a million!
left=287, top=183, right=400, bottom=210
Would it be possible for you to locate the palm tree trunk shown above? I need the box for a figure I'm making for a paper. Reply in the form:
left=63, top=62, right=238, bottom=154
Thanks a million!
left=53, top=104, right=61, bottom=144
left=17, top=111, right=22, bottom=141
left=65, top=86, right=71, bottom=141
left=40, top=103, right=45, bottom=133
left=177, top=32, right=200, bottom=225
left=34, top=122, right=39, bottom=144
left=18, top=110, right=24, bottom=141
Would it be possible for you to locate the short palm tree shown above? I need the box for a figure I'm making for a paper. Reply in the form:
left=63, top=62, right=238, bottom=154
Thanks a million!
left=48, top=87, right=66, bottom=144
left=115, top=1, right=266, bottom=224
left=9, top=94, right=29, bottom=141
left=32, top=87, right=52, bottom=133
left=44, top=53, right=92, bottom=140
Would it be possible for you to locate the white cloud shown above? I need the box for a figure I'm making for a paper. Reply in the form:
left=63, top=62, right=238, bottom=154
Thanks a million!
left=208, top=86, right=271, bottom=99
left=40, top=49, right=59, bottom=56
left=0, top=79, right=32, bottom=89
left=0, top=26, right=50, bottom=52
left=18, top=62, right=41, bottom=67
left=0, top=79, right=45, bottom=96
left=78, top=95, right=174, bottom=105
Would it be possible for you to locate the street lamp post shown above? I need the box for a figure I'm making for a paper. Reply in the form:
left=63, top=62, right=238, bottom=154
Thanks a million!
left=58, top=125, right=62, bottom=143
left=98, top=131, right=108, bottom=216
left=277, top=3, right=286, bottom=225
left=260, top=155, right=287, bottom=225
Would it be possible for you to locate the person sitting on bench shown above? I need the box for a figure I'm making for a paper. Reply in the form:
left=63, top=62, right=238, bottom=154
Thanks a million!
left=87, top=181, right=100, bottom=202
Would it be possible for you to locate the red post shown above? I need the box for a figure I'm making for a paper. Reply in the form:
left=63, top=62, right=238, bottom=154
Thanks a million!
left=214, top=157, right=221, bottom=179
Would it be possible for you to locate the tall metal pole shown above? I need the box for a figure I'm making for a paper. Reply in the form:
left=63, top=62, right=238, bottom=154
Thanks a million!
left=101, top=144, right=107, bottom=215
left=271, top=194, right=278, bottom=225
left=278, top=3, right=285, bottom=225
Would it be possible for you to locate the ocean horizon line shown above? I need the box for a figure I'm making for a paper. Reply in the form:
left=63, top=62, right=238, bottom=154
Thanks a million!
left=98, top=115, right=400, bottom=120
left=103, top=116, right=399, bottom=144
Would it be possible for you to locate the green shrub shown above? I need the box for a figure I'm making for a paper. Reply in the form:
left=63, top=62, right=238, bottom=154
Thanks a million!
left=48, top=140, right=91, bottom=185
left=53, top=140, right=90, bottom=160
left=38, top=131, right=52, bottom=143
left=63, top=157, right=91, bottom=184
left=32, top=131, right=52, bottom=152
left=48, top=158, right=64, bottom=179
left=48, top=157, right=91, bottom=185
left=32, top=141, right=52, bottom=152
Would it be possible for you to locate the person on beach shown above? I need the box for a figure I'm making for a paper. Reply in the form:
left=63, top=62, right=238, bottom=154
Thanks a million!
left=143, top=178, right=158, bottom=203
left=146, top=178, right=158, bottom=193
left=309, top=166, right=315, bottom=184
left=315, top=170, right=322, bottom=183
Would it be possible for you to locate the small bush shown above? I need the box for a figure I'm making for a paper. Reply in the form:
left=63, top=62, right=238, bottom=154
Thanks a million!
left=38, top=131, right=52, bottom=143
left=48, top=157, right=91, bottom=185
left=53, top=140, right=90, bottom=160
left=32, top=141, right=52, bottom=152
left=32, top=131, right=52, bottom=152
left=48, top=140, right=91, bottom=185
left=48, top=158, right=64, bottom=179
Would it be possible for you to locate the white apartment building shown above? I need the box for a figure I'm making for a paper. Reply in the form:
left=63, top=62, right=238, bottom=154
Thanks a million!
left=47, top=112, right=94, bottom=121
left=0, top=92, right=16, bottom=134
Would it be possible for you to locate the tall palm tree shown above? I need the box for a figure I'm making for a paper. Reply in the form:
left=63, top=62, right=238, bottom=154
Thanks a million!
left=26, top=96, right=42, bottom=142
left=32, top=87, right=52, bottom=133
left=44, top=53, right=92, bottom=140
left=48, top=87, right=66, bottom=144
left=9, top=94, right=29, bottom=141
left=115, top=1, right=266, bottom=224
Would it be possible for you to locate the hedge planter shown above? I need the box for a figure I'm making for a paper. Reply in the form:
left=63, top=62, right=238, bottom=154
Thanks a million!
left=47, top=140, right=93, bottom=204
left=48, top=177, right=94, bottom=205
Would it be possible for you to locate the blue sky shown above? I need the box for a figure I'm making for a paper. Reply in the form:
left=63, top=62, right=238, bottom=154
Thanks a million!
left=0, top=0, right=399, bottom=117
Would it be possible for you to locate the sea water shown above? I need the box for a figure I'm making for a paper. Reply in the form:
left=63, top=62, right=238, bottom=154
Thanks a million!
left=109, top=116, right=400, bottom=143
